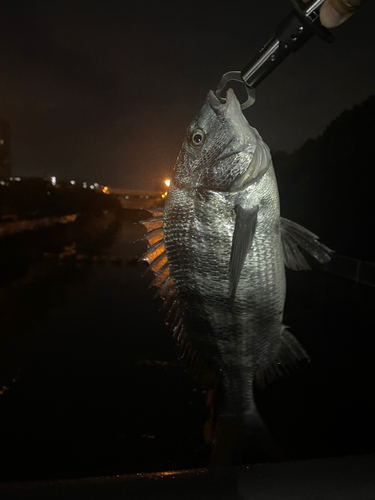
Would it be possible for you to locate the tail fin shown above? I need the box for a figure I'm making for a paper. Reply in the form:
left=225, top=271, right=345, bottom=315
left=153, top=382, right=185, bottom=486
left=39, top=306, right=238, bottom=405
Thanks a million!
left=206, top=410, right=282, bottom=485
left=212, top=410, right=282, bottom=465
left=205, top=387, right=281, bottom=467
left=241, top=410, right=282, bottom=462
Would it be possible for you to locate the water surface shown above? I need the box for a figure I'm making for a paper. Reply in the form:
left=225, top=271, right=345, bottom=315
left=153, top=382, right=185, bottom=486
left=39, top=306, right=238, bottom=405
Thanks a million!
left=0, top=209, right=374, bottom=481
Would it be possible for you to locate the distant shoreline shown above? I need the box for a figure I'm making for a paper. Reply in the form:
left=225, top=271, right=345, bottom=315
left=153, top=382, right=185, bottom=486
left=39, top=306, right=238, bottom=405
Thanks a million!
left=0, top=214, right=77, bottom=237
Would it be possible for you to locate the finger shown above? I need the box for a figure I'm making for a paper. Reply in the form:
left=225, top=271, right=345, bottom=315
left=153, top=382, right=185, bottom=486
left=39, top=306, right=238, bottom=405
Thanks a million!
left=320, top=0, right=367, bottom=28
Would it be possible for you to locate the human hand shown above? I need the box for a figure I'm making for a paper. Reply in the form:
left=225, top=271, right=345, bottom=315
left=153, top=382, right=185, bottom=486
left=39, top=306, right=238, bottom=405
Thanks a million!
left=301, top=0, right=368, bottom=28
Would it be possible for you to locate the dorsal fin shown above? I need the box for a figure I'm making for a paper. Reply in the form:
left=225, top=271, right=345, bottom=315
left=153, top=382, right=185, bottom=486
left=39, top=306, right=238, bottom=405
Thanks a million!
left=229, top=205, right=258, bottom=297
left=139, top=208, right=215, bottom=387
left=146, top=207, right=164, bottom=217
left=154, top=276, right=173, bottom=299
left=140, top=227, right=164, bottom=246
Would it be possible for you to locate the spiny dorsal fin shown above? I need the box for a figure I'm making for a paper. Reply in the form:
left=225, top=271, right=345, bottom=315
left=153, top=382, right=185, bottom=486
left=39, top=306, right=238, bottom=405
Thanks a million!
left=138, top=239, right=165, bottom=265
left=140, top=227, right=164, bottom=247
left=255, top=326, right=310, bottom=388
left=141, top=251, right=168, bottom=276
left=229, top=205, right=258, bottom=297
left=280, top=217, right=333, bottom=271
left=161, top=288, right=177, bottom=310
left=146, top=207, right=164, bottom=218
left=148, top=262, right=170, bottom=288
left=139, top=209, right=215, bottom=387
left=140, top=218, right=163, bottom=233
left=154, top=276, right=173, bottom=299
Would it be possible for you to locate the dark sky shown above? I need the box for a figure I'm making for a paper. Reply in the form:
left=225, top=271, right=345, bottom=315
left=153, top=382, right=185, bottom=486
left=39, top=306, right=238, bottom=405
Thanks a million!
left=0, top=0, right=375, bottom=189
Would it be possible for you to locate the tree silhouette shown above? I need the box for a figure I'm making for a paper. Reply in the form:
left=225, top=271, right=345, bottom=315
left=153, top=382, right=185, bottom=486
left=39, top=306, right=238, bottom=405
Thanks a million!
left=273, top=95, right=375, bottom=261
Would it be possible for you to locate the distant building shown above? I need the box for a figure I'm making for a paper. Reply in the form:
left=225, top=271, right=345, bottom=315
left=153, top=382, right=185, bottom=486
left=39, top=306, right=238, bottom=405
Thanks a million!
left=0, top=117, right=11, bottom=180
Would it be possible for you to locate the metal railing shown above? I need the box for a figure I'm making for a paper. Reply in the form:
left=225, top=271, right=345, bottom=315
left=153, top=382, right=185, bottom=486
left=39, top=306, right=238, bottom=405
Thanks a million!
left=322, top=254, right=375, bottom=287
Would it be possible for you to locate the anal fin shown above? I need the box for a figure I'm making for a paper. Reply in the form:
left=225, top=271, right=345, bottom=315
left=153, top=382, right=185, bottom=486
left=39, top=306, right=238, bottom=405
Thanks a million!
left=255, top=327, right=310, bottom=388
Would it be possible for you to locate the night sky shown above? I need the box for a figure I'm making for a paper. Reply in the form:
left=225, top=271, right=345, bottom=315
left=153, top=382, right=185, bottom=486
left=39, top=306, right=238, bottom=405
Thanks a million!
left=0, top=0, right=375, bottom=189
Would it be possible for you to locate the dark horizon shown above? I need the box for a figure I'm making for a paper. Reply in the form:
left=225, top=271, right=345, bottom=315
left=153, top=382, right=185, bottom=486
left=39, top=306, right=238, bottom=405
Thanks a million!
left=1, top=0, right=375, bottom=189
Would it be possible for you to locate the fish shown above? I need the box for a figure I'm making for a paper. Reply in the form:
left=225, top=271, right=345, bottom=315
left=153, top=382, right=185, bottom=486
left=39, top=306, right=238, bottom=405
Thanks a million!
left=139, top=88, right=332, bottom=462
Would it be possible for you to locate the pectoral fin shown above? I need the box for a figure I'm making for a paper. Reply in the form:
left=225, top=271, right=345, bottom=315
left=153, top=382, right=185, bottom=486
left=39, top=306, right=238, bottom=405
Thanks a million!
left=229, top=205, right=258, bottom=297
left=280, top=217, right=333, bottom=270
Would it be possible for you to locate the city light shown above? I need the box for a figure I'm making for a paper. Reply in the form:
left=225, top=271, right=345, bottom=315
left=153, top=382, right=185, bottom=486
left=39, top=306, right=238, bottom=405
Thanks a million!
left=14, top=177, right=21, bottom=181
left=51, top=176, right=56, bottom=186
left=83, top=182, right=87, bottom=189
left=70, top=180, right=76, bottom=185
left=93, top=183, right=99, bottom=188
left=89, top=184, right=94, bottom=190
left=102, top=186, right=109, bottom=194
left=165, top=179, right=171, bottom=187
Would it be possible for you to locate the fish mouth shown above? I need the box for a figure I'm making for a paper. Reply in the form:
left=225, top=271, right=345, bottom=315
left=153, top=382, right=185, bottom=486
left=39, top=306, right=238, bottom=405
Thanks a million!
left=207, top=88, right=237, bottom=115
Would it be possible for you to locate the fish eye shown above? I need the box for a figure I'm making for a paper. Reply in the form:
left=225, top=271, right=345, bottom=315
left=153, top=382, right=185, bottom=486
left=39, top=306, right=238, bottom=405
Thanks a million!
left=189, top=129, right=205, bottom=148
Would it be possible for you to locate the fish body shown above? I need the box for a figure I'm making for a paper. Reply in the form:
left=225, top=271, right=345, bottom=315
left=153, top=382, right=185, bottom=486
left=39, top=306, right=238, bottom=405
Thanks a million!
left=140, top=89, right=332, bottom=460
left=163, top=149, right=284, bottom=414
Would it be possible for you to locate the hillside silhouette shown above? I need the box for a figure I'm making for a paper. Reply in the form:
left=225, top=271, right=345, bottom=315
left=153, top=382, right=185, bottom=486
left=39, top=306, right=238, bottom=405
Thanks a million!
left=273, top=95, right=375, bottom=262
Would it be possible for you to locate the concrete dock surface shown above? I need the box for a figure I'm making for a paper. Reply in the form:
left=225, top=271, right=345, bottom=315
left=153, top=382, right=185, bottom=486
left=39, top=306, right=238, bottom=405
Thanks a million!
left=1, top=453, right=374, bottom=500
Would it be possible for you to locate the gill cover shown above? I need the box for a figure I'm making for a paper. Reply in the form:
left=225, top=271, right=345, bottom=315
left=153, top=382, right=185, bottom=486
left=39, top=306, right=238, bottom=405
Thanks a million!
left=207, top=89, right=272, bottom=191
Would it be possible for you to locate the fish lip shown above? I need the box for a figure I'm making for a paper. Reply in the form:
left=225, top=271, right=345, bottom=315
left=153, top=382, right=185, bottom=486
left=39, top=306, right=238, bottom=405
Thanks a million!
left=207, top=89, right=236, bottom=114
left=207, top=89, right=222, bottom=108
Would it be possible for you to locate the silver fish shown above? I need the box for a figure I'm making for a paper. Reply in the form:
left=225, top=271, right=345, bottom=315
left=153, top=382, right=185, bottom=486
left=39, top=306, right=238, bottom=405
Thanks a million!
left=140, top=88, right=332, bottom=460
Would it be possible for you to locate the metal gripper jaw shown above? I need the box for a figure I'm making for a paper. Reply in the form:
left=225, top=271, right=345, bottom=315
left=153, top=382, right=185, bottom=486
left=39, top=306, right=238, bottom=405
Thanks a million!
left=216, top=0, right=334, bottom=110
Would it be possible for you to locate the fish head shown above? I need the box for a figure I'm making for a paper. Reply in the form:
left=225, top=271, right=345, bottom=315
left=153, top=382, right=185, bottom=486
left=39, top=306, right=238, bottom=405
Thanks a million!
left=172, top=89, right=271, bottom=192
